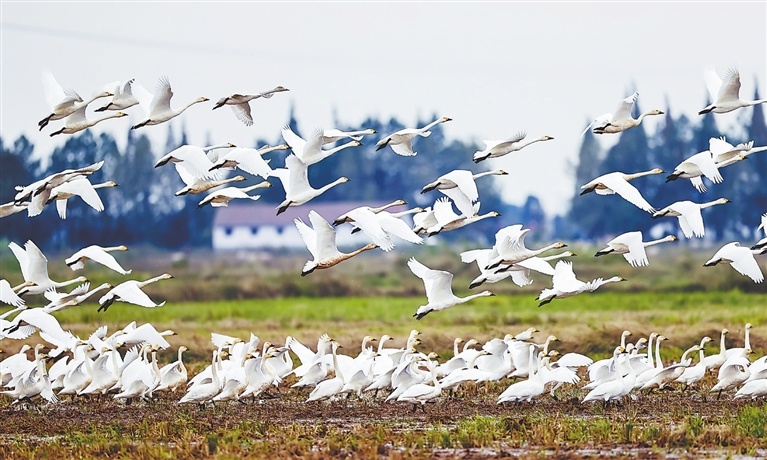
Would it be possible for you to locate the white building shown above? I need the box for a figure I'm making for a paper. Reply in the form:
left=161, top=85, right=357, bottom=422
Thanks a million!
left=211, top=201, right=408, bottom=251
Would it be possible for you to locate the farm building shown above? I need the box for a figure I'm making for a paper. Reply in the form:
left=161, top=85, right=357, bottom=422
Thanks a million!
left=211, top=201, right=409, bottom=251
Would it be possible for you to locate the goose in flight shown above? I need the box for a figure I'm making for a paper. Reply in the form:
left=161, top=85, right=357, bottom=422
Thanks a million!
left=197, top=182, right=271, bottom=208
left=131, top=77, right=208, bottom=129
left=699, top=67, right=767, bottom=115
left=473, top=132, right=554, bottom=163
left=38, top=70, right=113, bottom=131
left=65, top=245, right=131, bottom=275
left=9, top=240, right=88, bottom=296
left=208, top=144, right=289, bottom=179
left=282, top=126, right=361, bottom=166
left=704, top=242, right=764, bottom=283
left=321, top=128, right=376, bottom=145
left=407, top=257, right=494, bottom=320
left=666, top=149, right=745, bottom=193
left=49, top=106, right=127, bottom=136
left=213, top=86, right=289, bottom=126
left=536, top=261, right=625, bottom=307
left=271, top=154, right=349, bottom=215
left=580, top=169, right=663, bottom=213
left=95, top=79, right=139, bottom=112
left=375, top=116, right=452, bottom=156
left=594, top=232, right=677, bottom=267
left=652, top=198, right=730, bottom=238
left=98, top=273, right=174, bottom=312
left=294, top=210, right=378, bottom=275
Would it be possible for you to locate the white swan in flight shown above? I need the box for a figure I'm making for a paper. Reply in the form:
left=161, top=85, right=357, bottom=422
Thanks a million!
left=271, top=154, right=350, bottom=215
left=421, top=169, right=507, bottom=199
left=594, top=232, right=677, bottom=267
left=582, top=91, right=664, bottom=135
left=14, top=161, right=104, bottom=204
left=9, top=240, right=88, bottom=296
left=485, top=225, right=567, bottom=269
left=708, top=136, right=767, bottom=163
left=425, top=198, right=500, bottom=236
left=536, top=261, right=625, bottom=307
left=43, top=282, right=113, bottom=312
left=282, top=126, right=361, bottom=166
left=704, top=242, right=764, bottom=283
left=294, top=210, right=378, bottom=276
left=699, top=67, right=767, bottom=114
left=473, top=132, right=554, bottom=163
left=28, top=178, right=118, bottom=220
left=131, top=77, right=208, bottom=129
left=652, top=198, right=730, bottom=238
left=753, top=213, right=767, bottom=252
left=38, top=70, right=113, bottom=131
left=0, top=201, right=29, bottom=219
left=95, top=79, right=139, bottom=112
left=579, top=169, right=663, bottom=213
left=322, top=128, right=376, bottom=145
left=375, top=116, right=452, bottom=156
left=98, top=273, right=174, bottom=312
left=197, top=182, right=271, bottom=208
left=49, top=106, right=127, bottom=136
left=332, top=200, right=406, bottom=226
left=175, top=175, right=246, bottom=197
left=339, top=206, right=423, bottom=252
left=208, top=144, right=289, bottom=179
left=65, top=245, right=131, bottom=275
left=665, top=149, right=745, bottom=193
left=213, top=86, right=289, bottom=126
left=407, top=257, right=494, bottom=320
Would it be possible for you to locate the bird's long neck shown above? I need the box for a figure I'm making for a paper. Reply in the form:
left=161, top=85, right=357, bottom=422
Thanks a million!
left=419, top=118, right=445, bottom=133
left=370, top=201, right=403, bottom=213
left=625, top=169, right=661, bottom=181
left=472, top=170, right=499, bottom=180
left=701, top=199, right=726, bottom=209
left=53, top=278, right=85, bottom=290
left=453, top=340, right=461, bottom=357
left=211, top=351, right=220, bottom=387
left=94, top=112, right=125, bottom=126
left=177, top=347, right=185, bottom=364
left=344, top=243, right=377, bottom=260
left=679, top=346, right=697, bottom=364
left=317, top=178, right=347, bottom=195
left=331, top=345, right=343, bottom=382
left=654, top=339, right=664, bottom=369
left=0, top=306, right=25, bottom=320
left=177, top=99, right=204, bottom=115
left=719, top=332, right=727, bottom=356
left=110, top=349, right=121, bottom=375
left=137, top=275, right=167, bottom=289
left=325, top=139, right=359, bottom=156
left=459, top=291, right=492, bottom=304
left=644, top=236, right=675, bottom=247
left=541, top=251, right=571, bottom=262
left=744, top=327, right=751, bottom=350
left=636, top=111, right=660, bottom=123
left=698, top=346, right=706, bottom=363
left=646, top=335, right=656, bottom=368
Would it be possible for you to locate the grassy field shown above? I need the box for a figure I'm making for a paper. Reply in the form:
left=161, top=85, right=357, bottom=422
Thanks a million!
left=1, top=244, right=766, bottom=458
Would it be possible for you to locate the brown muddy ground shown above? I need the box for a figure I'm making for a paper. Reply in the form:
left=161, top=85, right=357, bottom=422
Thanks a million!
left=1, top=383, right=764, bottom=459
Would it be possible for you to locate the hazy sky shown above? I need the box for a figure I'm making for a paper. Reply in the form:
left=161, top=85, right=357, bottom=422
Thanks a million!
left=1, top=2, right=765, bottom=215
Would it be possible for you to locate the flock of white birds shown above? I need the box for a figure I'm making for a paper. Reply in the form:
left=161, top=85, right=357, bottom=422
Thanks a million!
left=0, top=66, right=766, bottom=408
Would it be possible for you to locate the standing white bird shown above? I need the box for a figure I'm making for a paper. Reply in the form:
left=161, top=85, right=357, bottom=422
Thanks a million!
left=699, top=67, right=767, bottom=115
left=652, top=198, right=730, bottom=238
left=536, top=261, right=625, bottom=307
left=131, top=77, right=208, bottom=129
left=579, top=169, right=663, bottom=213
left=375, top=116, right=452, bottom=156
left=408, top=257, right=494, bottom=320
left=95, top=79, right=139, bottom=112
left=196, top=182, right=271, bottom=208
left=213, top=86, right=289, bottom=126
left=594, top=232, right=677, bottom=267
left=65, top=245, right=131, bottom=275
left=473, top=132, right=554, bottom=163
left=271, top=154, right=350, bottom=215
left=294, top=210, right=378, bottom=276
left=704, top=242, right=764, bottom=283
left=98, top=273, right=174, bottom=312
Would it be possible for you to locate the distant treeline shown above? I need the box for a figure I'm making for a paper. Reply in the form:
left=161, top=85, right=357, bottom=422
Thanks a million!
left=1, top=96, right=765, bottom=251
